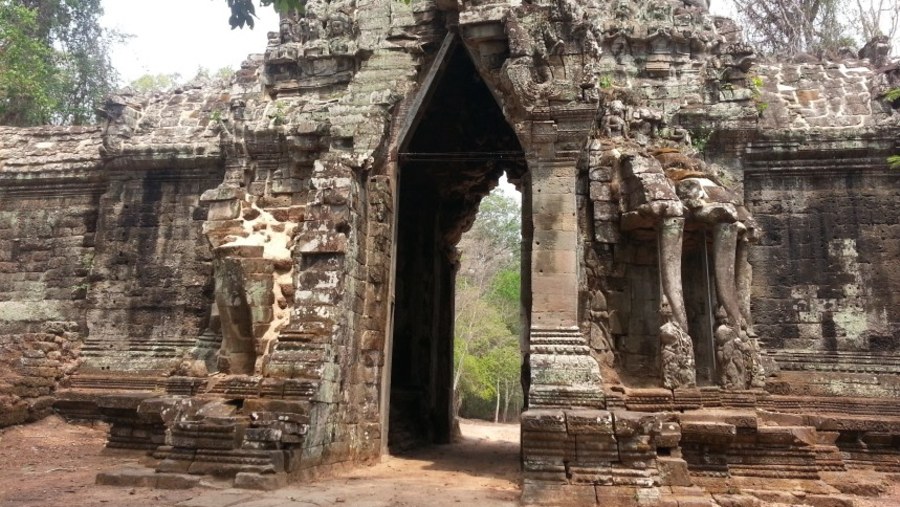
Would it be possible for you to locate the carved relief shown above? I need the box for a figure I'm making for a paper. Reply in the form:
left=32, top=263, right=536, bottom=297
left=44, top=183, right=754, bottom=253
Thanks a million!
left=715, top=307, right=747, bottom=389
left=659, top=296, right=697, bottom=389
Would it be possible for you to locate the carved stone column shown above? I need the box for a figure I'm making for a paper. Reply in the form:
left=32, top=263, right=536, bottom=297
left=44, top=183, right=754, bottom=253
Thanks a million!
left=527, top=157, right=604, bottom=409
left=659, top=217, right=688, bottom=330
left=713, top=222, right=742, bottom=327
left=735, top=233, right=753, bottom=331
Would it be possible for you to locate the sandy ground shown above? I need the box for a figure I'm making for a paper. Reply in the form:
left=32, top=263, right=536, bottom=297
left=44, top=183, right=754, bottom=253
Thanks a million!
left=2, top=416, right=899, bottom=507
left=0, top=416, right=520, bottom=507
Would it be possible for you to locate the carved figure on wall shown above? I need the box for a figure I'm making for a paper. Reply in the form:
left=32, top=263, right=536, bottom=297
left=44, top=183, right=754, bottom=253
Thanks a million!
left=297, top=16, right=311, bottom=44
left=505, top=9, right=532, bottom=58
left=307, top=12, right=322, bottom=42
left=714, top=306, right=747, bottom=389
left=743, top=330, right=766, bottom=388
left=610, top=34, right=633, bottom=65
left=659, top=297, right=697, bottom=389
left=644, top=1, right=672, bottom=22
left=594, top=94, right=767, bottom=391
left=326, top=12, right=354, bottom=54
left=326, top=12, right=352, bottom=38
left=280, top=17, right=297, bottom=44
left=614, top=0, right=634, bottom=21
left=601, top=100, right=627, bottom=137
left=502, top=8, right=568, bottom=108
left=682, top=0, right=709, bottom=11
left=583, top=29, right=602, bottom=60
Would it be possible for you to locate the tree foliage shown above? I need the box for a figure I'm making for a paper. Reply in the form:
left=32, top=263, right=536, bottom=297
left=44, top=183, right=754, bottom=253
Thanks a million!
left=226, top=0, right=304, bottom=29
left=0, top=3, right=59, bottom=125
left=0, top=0, right=119, bottom=126
left=732, top=0, right=853, bottom=55
left=885, top=87, right=900, bottom=103
left=851, top=0, right=899, bottom=43
left=129, top=73, right=182, bottom=94
left=129, top=67, right=234, bottom=94
left=729, top=0, right=900, bottom=56
left=454, top=189, right=523, bottom=422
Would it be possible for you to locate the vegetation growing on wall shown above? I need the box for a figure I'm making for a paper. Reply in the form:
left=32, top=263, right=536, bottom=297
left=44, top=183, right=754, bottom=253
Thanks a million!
left=887, top=87, right=900, bottom=168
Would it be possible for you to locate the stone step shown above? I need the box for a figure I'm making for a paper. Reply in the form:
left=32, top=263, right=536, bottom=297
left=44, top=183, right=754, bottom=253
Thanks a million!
left=96, top=467, right=200, bottom=489
left=742, top=489, right=857, bottom=507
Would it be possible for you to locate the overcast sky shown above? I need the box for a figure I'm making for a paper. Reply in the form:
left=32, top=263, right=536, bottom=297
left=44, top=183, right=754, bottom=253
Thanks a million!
left=102, top=0, right=898, bottom=87
left=102, top=0, right=279, bottom=85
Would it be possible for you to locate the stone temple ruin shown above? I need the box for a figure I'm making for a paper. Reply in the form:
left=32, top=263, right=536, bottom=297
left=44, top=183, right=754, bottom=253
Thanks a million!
left=1, top=0, right=899, bottom=504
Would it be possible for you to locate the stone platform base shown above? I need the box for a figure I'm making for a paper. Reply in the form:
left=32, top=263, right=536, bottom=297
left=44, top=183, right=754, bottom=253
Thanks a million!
left=523, top=478, right=881, bottom=506
left=520, top=387, right=900, bottom=506
left=96, top=468, right=200, bottom=489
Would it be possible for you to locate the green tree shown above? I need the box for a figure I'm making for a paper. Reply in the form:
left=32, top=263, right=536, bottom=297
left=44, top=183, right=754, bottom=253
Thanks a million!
left=0, top=3, right=60, bottom=125
left=226, top=0, right=303, bottom=29
left=225, top=0, right=414, bottom=27
left=454, top=279, right=522, bottom=422
left=0, top=0, right=120, bottom=126
left=887, top=88, right=900, bottom=169
left=453, top=188, right=524, bottom=422
left=129, top=67, right=233, bottom=95
left=129, top=73, right=182, bottom=94
left=488, top=265, right=522, bottom=337
left=457, top=191, right=522, bottom=292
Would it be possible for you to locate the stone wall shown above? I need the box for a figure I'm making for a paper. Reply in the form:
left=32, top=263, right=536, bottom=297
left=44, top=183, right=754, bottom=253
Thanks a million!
left=0, top=0, right=899, bottom=502
left=731, top=58, right=900, bottom=397
left=0, top=126, right=104, bottom=424
left=0, top=321, right=82, bottom=425
left=81, top=165, right=223, bottom=373
left=743, top=135, right=900, bottom=397
left=0, top=126, right=103, bottom=332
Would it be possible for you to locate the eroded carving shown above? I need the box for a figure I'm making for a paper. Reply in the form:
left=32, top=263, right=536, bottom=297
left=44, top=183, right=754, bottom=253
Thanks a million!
left=659, top=296, right=697, bottom=389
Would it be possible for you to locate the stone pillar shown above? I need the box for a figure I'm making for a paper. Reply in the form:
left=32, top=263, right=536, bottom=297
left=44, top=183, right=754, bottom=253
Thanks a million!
left=659, top=217, right=688, bottom=330
left=735, top=234, right=753, bottom=331
left=527, top=157, right=604, bottom=409
left=713, top=222, right=742, bottom=327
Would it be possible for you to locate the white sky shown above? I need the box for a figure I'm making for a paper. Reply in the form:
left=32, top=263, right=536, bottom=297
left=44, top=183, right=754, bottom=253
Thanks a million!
left=102, top=0, right=279, bottom=85
left=102, top=0, right=897, bottom=87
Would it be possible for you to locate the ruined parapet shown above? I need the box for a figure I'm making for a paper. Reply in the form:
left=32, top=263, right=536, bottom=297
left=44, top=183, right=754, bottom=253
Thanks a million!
left=0, top=321, right=83, bottom=426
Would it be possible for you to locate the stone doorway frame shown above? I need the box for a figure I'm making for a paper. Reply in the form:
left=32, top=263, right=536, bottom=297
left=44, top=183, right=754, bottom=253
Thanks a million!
left=381, top=25, right=606, bottom=453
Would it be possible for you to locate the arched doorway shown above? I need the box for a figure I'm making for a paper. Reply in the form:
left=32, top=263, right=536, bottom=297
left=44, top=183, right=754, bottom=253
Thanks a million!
left=387, top=37, right=529, bottom=450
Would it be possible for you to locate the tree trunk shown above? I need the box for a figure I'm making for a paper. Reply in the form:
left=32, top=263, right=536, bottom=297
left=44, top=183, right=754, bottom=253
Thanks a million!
left=502, top=381, right=511, bottom=422
left=494, top=378, right=501, bottom=423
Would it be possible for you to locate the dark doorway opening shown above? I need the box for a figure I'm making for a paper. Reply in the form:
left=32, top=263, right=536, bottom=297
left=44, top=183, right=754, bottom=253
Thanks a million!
left=388, top=42, right=526, bottom=451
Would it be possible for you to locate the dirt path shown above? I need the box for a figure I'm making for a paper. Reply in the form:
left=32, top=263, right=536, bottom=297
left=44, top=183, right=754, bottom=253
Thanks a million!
left=0, top=416, right=520, bottom=507
left=3, top=416, right=900, bottom=507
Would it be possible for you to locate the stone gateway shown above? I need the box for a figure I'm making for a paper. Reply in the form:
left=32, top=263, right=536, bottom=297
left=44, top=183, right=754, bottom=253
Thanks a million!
left=0, top=0, right=898, bottom=504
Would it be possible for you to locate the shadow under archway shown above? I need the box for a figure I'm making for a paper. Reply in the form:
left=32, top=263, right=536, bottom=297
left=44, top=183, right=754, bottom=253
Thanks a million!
left=389, top=39, right=527, bottom=451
